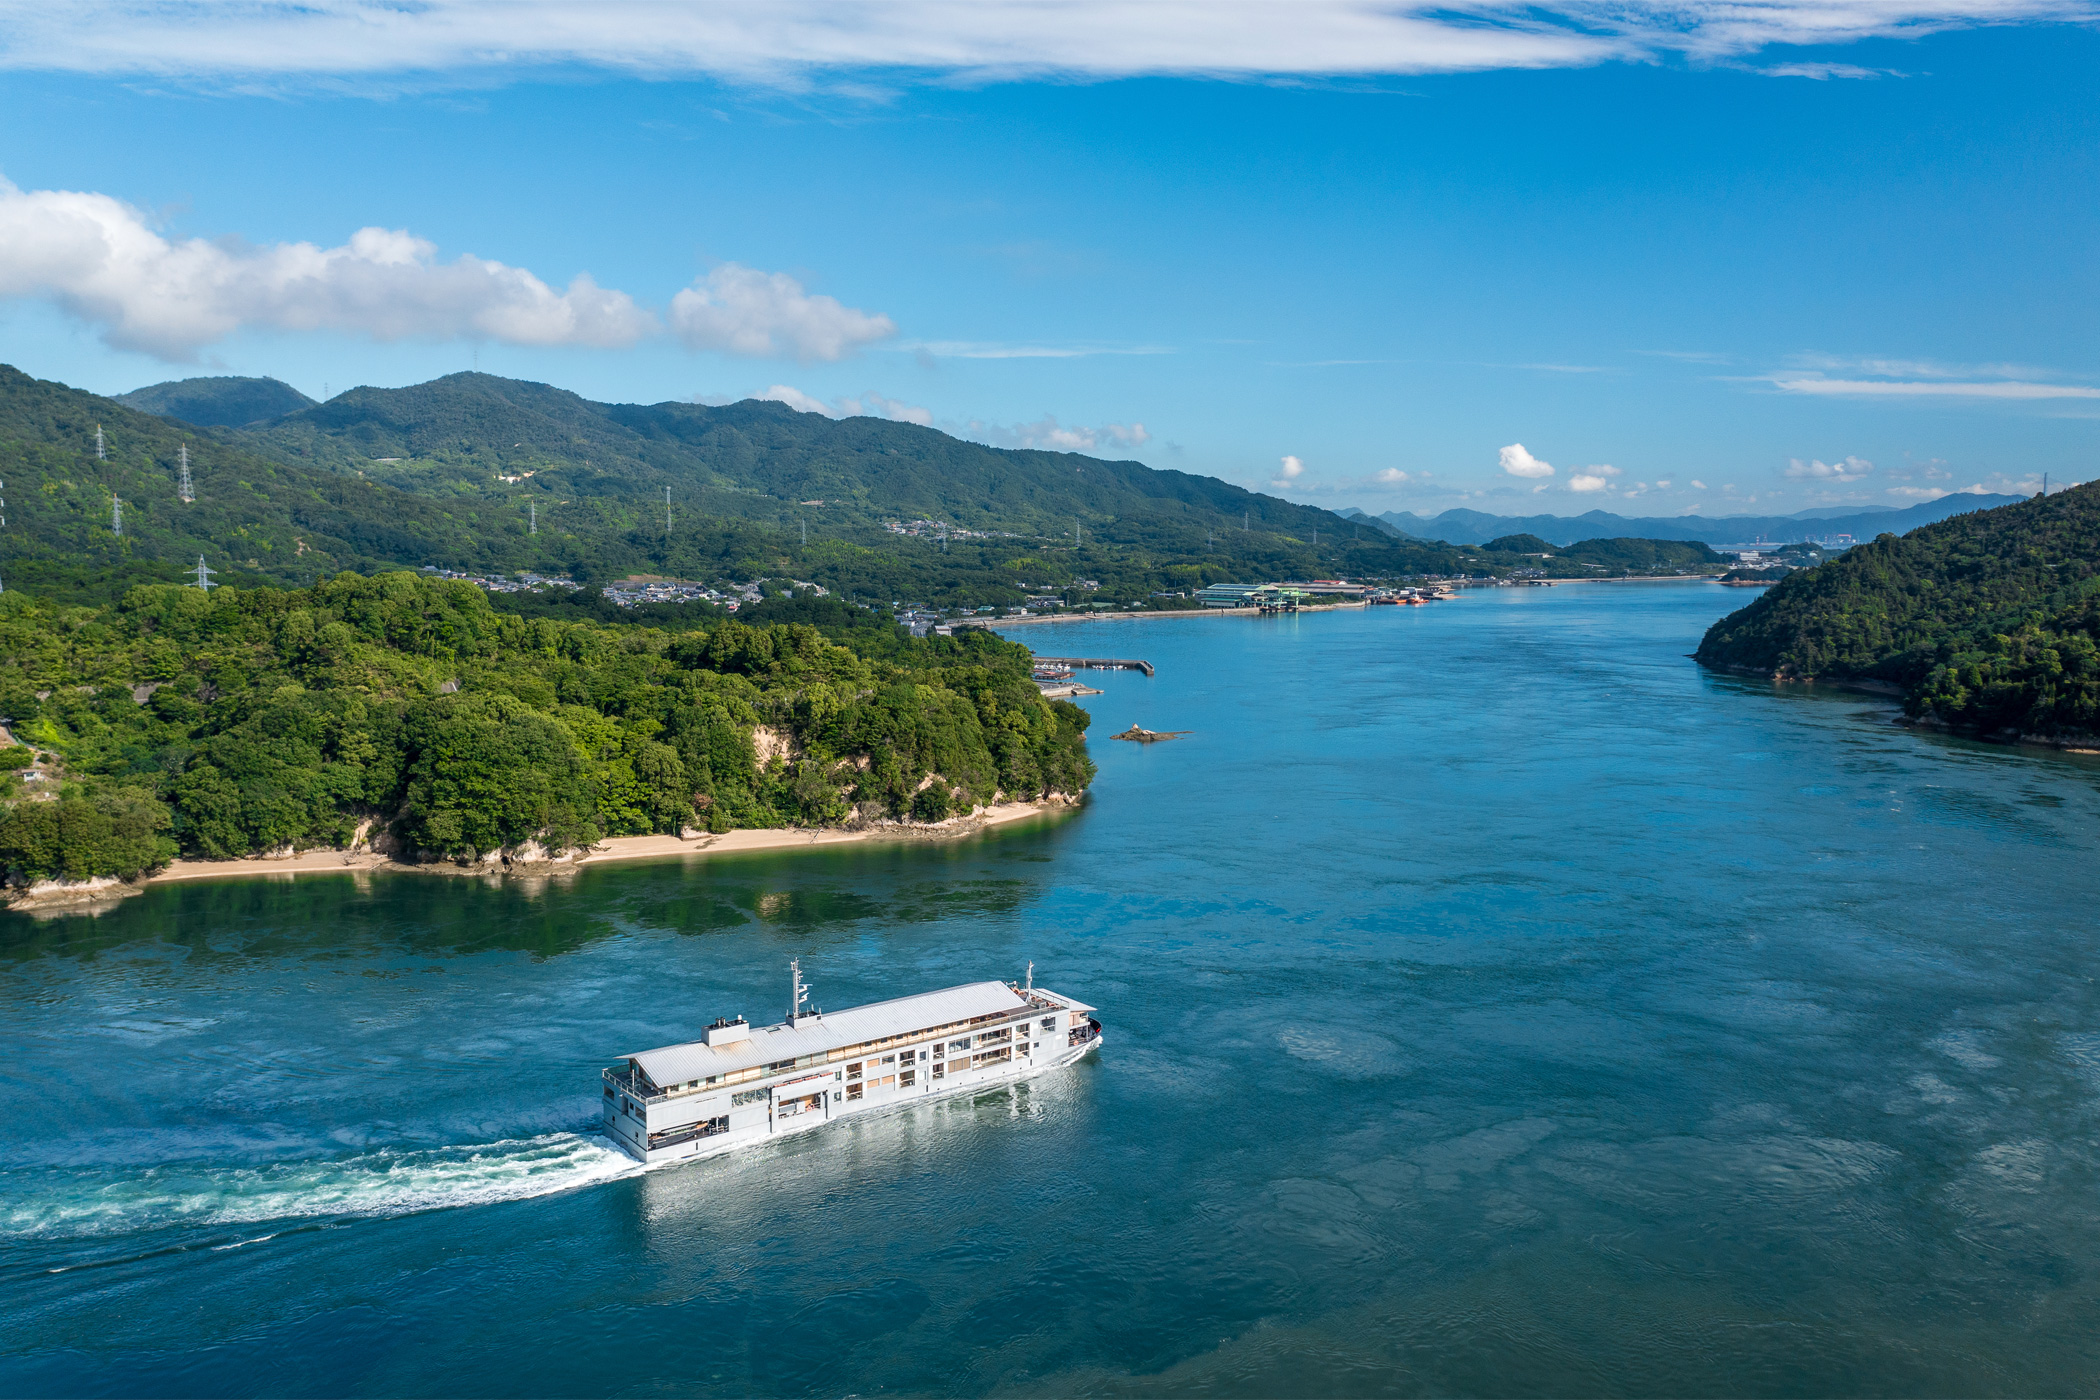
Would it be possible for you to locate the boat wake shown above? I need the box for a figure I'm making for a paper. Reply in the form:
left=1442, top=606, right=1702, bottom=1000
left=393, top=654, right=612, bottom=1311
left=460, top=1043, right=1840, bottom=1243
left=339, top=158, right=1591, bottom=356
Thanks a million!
left=2, top=1132, right=641, bottom=1241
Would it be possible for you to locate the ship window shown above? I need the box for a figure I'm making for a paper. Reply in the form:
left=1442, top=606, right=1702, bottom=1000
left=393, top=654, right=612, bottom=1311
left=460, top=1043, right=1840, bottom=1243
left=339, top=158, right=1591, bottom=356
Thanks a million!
left=880, top=1054, right=894, bottom=1064
left=1040, top=1017, right=1055, bottom=1031
left=847, top=1084, right=863, bottom=1100
left=901, top=1069, right=916, bottom=1086
left=603, top=1086, right=614, bottom=1099
left=932, top=1062, right=945, bottom=1078
left=765, top=1059, right=793, bottom=1072
left=950, top=1037, right=971, bottom=1051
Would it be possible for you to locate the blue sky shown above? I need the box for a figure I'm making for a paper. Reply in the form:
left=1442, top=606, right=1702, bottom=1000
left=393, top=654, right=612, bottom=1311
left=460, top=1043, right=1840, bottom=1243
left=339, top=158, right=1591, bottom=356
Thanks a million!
left=1, top=2, right=2095, bottom=517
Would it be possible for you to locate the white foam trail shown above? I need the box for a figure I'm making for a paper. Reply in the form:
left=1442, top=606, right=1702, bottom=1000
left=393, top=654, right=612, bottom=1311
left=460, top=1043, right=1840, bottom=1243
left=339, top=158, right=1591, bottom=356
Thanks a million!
left=2, top=1133, right=640, bottom=1239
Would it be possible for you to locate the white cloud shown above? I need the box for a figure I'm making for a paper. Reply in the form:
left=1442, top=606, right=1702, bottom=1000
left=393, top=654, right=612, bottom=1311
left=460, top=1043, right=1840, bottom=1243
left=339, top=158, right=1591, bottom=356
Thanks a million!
left=1278, top=455, right=1305, bottom=479
left=1568, top=465, right=1620, bottom=492
left=902, top=340, right=1172, bottom=359
left=1376, top=468, right=1410, bottom=483
left=3, top=2, right=2082, bottom=85
left=0, top=177, right=653, bottom=359
left=670, top=263, right=894, bottom=362
left=757, top=384, right=934, bottom=424
left=1655, top=478, right=1674, bottom=488
left=1785, top=455, right=1874, bottom=481
left=962, top=415, right=1150, bottom=452
left=1690, top=479, right=1708, bottom=489
left=1770, top=376, right=2100, bottom=400
left=0, top=178, right=897, bottom=364
left=1498, top=443, right=1554, bottom=479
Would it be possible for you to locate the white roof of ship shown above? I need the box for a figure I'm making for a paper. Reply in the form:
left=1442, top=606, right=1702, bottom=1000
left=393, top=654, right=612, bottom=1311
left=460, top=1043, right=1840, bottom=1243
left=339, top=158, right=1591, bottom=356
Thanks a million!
left=628, top=980, right=1068, bottom=1088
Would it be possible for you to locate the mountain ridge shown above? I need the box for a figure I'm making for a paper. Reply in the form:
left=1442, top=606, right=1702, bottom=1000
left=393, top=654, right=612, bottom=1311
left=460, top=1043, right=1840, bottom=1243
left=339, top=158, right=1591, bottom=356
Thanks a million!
left=1345, top=496, right=2025, bottom=548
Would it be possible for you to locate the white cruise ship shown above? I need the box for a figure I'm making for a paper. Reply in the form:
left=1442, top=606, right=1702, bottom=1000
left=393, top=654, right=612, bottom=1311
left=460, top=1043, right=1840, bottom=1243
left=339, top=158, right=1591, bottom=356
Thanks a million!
left=602, top=961, right=1103, bottom=1165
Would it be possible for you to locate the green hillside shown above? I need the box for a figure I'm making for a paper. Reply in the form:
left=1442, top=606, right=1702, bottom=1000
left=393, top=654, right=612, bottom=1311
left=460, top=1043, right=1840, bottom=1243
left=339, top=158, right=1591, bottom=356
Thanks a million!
left=0, top=572, right=1093, bottom=885
left=5, top=365, right=1476, bottom=605
left=115, top=375, right=316, bottom=427
left=1694, top=483, right=2100, bottom=741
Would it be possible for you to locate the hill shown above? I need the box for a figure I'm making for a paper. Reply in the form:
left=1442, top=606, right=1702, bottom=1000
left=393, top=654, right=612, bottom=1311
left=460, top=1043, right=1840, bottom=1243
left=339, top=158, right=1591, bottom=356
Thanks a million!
left=4, top=363, right=1474, bottom=605
left=1694, top=484, right=2100, bottom=743
left=114, top=376, right=316, bottom=427
left=0, top=572, right=1094, bottom=886
left=1349, top=496, right=2025, bottom=548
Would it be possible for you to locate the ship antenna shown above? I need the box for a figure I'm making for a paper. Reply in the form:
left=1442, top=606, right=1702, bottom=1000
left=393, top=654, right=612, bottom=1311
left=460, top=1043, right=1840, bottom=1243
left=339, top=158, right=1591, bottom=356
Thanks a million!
left=789, top=957, right=811, bottom=1026
left=1026, top=960, right=1034, bottom=993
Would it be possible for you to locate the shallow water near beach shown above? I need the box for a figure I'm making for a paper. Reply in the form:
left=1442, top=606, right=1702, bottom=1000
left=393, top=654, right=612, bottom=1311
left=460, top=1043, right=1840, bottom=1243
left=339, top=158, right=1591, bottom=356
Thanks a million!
left=7, top=583, right=2100, bottom=1397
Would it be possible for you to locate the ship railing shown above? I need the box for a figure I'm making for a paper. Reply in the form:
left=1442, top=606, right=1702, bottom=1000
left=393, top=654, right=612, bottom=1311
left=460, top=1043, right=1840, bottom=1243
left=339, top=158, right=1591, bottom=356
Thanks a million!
left=604, top=1067, right=668, bottom=1105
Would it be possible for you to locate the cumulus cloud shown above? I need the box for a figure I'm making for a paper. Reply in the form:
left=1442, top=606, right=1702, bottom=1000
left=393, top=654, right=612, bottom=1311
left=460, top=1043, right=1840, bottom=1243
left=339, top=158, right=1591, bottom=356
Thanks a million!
left=1278, top=454, right=1305, bottom=479
left=1785, top=455, right=1874, bottom=482
left=1, top=2, right=2081, bottom=86
left=670, top=263, right=894, bottom=362
left=0, top=178, right=897, bottom=364
left=1376, top=467, right=1410, bottom=483
left=0, top=178, right=653, bottom=359
left=963, top=415, right=1150, bottom=452
left=1499, top=443, right=1554, bottom=479
left=757, top=384, right=933, bottom=424
left=1568, top=465, right=1621, bottom=492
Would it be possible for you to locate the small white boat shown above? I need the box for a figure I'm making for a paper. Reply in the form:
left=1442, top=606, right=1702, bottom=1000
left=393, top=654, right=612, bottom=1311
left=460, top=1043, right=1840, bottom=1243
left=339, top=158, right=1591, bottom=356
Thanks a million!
left=602, top=961, right=1103, bottom=1164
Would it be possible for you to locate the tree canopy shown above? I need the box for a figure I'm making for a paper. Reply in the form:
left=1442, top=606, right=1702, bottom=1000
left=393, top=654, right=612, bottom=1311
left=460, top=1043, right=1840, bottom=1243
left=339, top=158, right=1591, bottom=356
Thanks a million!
left=0, top=572, right=1093, bottom=885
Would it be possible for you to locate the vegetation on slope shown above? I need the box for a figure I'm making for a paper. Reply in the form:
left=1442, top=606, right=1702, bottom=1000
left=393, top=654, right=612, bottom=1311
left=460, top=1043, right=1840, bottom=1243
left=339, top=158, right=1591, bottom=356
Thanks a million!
left=114, top=376, right=316, bottom=427
left=1694, top=483, right=2100, bottom=740
left=0, top=573, right=1092, bottom=887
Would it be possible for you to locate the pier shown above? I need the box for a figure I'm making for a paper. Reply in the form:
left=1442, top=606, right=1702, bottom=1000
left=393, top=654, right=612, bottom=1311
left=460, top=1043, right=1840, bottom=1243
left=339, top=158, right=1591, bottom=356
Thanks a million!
left=1029, top=655, right=1155, bottom=677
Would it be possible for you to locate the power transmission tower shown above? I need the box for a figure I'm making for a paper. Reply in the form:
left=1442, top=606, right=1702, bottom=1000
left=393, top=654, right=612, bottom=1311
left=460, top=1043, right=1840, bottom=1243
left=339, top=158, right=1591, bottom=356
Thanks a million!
left=111, top=493, right=122, bottom=537
left=177, top=444, right=195, bottom=503
left=529, top=500, right=538, bottom=535
left=191, top=555, right=217, bottom=590
left=664, top=487, right=672, bottom=536
left=801, top=517, right=807, bottom=546
left=1244, top=510, right=1249, bottom=530
left=95, top=424, right=105, bottom=460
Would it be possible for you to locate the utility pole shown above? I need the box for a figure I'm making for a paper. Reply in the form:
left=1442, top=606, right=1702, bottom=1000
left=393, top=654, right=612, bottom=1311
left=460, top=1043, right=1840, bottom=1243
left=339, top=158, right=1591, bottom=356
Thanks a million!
left=177, top=444, right=194, bottom=503
left=95, top=425, right=105, bottom=460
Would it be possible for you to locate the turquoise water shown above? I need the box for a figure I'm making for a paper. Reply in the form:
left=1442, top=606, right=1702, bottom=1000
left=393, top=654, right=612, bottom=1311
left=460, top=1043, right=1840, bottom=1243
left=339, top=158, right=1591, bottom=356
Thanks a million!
left=7, top=583, right=2100, bottom=1396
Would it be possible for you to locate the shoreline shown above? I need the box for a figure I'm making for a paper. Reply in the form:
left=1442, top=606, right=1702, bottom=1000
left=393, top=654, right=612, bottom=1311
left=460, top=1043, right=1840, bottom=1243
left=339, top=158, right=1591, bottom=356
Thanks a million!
left=7, top=799, right=1077, bottom=912
left=989, top=576, right=1723, bottom=627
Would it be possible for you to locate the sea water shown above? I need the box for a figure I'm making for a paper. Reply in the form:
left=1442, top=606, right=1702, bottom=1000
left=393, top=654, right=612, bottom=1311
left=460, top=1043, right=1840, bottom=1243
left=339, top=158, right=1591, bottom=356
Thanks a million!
left=5, top=583, right=2100, bottom=1397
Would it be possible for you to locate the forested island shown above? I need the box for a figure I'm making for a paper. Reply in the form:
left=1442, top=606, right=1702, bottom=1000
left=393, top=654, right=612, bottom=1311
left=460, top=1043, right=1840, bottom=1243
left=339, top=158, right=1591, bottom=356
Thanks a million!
left=0, top=573, right=1093, bottom=889
left=1695, top=481, right=2100, bottom=744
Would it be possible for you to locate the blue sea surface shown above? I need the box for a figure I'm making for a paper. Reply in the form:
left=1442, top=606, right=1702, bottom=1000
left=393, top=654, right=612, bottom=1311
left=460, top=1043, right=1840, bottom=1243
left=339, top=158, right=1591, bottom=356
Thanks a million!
left=6, top=584, right=2100, bottom=1396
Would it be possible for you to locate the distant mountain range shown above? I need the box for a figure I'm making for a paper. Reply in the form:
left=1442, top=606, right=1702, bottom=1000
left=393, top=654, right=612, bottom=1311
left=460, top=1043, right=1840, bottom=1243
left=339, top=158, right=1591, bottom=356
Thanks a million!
left=1338, top=496, right=2027, bottom=548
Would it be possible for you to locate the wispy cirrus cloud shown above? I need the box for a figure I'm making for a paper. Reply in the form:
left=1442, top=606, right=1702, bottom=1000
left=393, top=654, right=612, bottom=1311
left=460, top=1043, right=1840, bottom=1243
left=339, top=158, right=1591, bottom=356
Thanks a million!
left=1, top=1, right=2088, bottom=88
left=1762, top=353, right=2100, bottom=400
left=1772, top=377, right=2100, bottom=400
left=903, top=340, right=1173, bottom=360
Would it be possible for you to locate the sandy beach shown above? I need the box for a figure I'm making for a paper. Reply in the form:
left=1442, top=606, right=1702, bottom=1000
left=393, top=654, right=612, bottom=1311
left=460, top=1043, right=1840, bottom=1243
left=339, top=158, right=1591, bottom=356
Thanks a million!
left=11, top=800, right=1075, bottom=910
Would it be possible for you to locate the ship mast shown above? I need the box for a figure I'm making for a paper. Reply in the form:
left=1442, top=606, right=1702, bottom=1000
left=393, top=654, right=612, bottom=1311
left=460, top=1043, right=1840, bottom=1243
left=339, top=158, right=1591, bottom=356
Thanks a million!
left=788, top=958, right=810, bottom=1027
